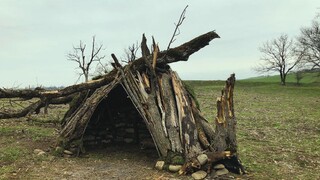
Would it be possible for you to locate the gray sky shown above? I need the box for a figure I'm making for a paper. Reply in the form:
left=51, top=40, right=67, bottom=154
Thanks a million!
left=0, top=0, right=318, bottom=87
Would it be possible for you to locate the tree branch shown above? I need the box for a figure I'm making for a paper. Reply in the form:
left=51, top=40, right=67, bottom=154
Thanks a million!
left=167, top=5, right=188, bottom=50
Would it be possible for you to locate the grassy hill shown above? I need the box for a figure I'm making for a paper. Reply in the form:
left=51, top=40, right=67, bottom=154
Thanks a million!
left=241, top=71, right=320, bottom=85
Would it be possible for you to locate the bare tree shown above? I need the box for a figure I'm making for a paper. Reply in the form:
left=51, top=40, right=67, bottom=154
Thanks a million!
left=297, top=18, right=320, bottom=69
left=254, top=34, right=304, bottom=85
left=93, top=60, right=111, bottom=77
left=67, top=36, right=106, bottom=82
left=122, top=41, right=140, bottom=63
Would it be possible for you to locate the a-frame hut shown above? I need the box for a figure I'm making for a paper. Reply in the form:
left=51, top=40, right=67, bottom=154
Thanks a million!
left=0, top=30, right=244, bottom=175
left=56, top=31, right=243, bottom=174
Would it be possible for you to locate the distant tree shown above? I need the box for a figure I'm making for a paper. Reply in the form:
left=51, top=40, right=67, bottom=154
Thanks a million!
left=295, top=71, right=304, bottom=85
left=67, top=36, right=106, bottom=82
left=254, top=34, right=304, bottom=85
left=294, top=62, right=306, bottom=86
left=296, top=17, right=320, bottom=70
left=93, top=60, right=111, bottom=77
left=122, top=42, right=140, bottom=63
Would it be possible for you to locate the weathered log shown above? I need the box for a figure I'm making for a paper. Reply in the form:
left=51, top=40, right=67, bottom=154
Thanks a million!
left=131, top=30, right=220, bottom=69
left=0, top=69, right=118, bottom=99
left=157, top=31, right=220, bottom=64
left=61, top=91, right=90, bottom=126
left=0, top=88, right=43, bottom=99
left=59, top=73, right=121, bottom=143
left=212, top=74, right=237, bottom=152
left=0, top=95, right=73, bottom=119
left=0, top=100, right=44, bottom=119
left=171, top=72, right=202, bottom=159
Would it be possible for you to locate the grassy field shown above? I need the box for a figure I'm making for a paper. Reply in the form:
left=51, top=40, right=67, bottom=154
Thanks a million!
left=244, top=71, right=320, bottom=85
left=1, top=76, right=319, bottom=179
left=186, top=76, right=320, bottom=179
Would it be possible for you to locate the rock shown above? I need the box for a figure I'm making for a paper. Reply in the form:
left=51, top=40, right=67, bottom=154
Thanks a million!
left=168, top=165, right=182, bottom=172
left=214, top=168, right=229, bottom=177
left=55, top=146, right=63, bottom=152
left=37, top=151, right=46, bottom=156
left=124, top=138, right=134, bottom=143
left=196, top=154, right=208, bottom=165
left=99, top=131, right=107, bottom=135
left=115, top=123, right=125, bottom=127
left=125, top=128, right=135, bottom=133
left=63, top=154, right=72, bottom=158
left=83, top=135, right=95, bottom=141
left=34, top=149, right=44, bottom=154
left=191, top=170, right=207, bottom=180
left=63, top=150, right=73, bottom=155
left=48, top=155, right=55, bottom=161
left=101, top=139, right=111, bottom=144
left=214, top=164, right=225, bottom=170
left=106, top=135, right=113, bottom=139
left=69, top=147, right=78, bottom=153
left=155, top=161, right=165, bottom=170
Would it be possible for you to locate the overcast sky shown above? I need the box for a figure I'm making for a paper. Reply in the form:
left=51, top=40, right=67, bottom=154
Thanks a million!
left=0, top=0, right=319, bottom=87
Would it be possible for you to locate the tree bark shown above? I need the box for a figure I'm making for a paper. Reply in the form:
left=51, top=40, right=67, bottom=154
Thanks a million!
left=212, top=74, right=237, bottom=153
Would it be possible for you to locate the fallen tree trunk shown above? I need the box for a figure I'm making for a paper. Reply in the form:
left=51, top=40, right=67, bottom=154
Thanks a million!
left=0, top=95, right=74, bottom=119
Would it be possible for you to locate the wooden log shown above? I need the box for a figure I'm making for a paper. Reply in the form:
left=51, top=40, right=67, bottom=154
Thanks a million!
left=0, top=95, right=74, bottom=119
left=131, top=30, right=220, bottom=69
left=0, top=69, right=118, bottom=99
left=0, top=100, right=44, bottom=119
left=171, top=71, right=202, bottom=159
left=59, top=74, right=121, bottom=143
left=160, top=73, right=183, bottom=153
left=156, top=31, right=220, bottom=64
left=212, top=74, right=237, bottom=152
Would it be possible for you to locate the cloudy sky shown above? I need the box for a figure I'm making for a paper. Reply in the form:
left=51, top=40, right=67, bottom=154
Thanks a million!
left=0, top=0, right=318, bottom=87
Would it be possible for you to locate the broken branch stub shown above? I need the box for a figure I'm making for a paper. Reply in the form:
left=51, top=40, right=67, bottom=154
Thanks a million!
left=213, top=74, right=237, bottom=153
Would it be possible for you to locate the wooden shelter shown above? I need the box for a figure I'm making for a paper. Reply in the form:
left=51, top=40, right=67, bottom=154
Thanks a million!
left=0, top=31, right=244, bottom=175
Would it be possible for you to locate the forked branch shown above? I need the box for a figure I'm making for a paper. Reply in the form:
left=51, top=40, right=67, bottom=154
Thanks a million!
left=167, top=5, right=188, bottom=50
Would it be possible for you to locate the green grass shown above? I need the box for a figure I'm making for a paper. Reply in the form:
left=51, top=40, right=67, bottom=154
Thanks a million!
left=186, top=78, right=320, bottom=179
left=0, top=125, right=55, bottom=141
left=0, top=147, right=27, bottom=164
left=242, top=71, right=320, bottom=85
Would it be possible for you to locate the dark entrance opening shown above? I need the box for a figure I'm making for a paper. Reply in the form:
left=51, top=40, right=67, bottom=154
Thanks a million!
left=82, top=85, right=156, bottom=153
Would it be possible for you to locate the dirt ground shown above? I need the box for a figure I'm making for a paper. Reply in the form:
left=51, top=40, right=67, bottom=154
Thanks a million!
left=0, top=118, right=245, bottom=180
left=0, top=118, right=191, bottom=180
left=28, top=146, right=187, bottom=180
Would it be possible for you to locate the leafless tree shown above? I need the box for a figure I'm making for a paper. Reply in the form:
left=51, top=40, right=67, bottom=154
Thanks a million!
left=296, top=18, right=320, bottom=69
left=67, top=36, right=106, bottom=82
left=122, top=42, right=140, bottom=63
left=93, top=60, right=111, bottom=77
left=254, top=34, right=304, bottom=85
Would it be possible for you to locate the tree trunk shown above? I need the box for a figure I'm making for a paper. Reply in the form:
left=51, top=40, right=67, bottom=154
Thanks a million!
left=212, top=74, right=237, bottom=153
